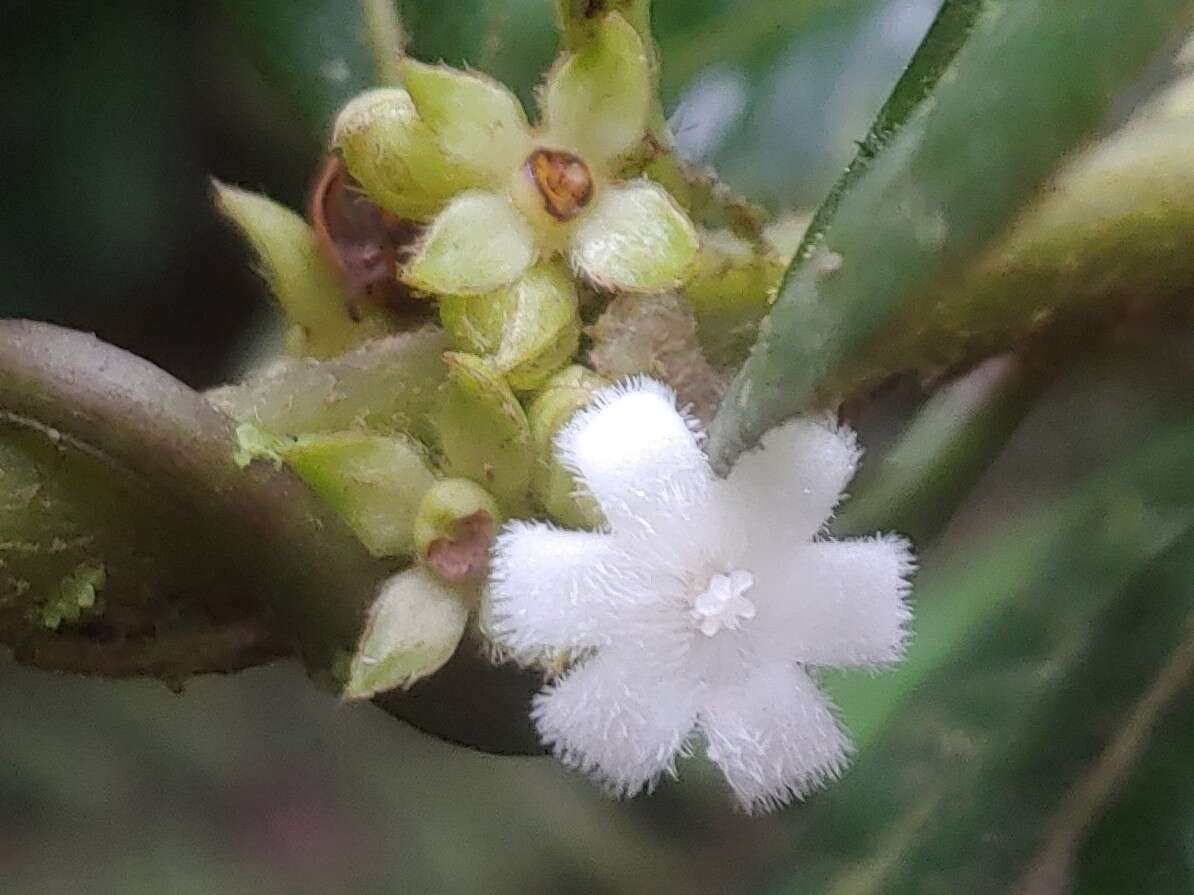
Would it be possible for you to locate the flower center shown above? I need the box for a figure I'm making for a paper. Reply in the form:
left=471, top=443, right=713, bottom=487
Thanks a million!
left=691, top=570, right=756, bottom=637
left=524, top=148, right=594, bottom=221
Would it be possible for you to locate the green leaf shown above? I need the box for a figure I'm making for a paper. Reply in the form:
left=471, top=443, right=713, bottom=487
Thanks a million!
left=763, top=417, right=1194, bottom=893
left=1070, top=622, right=1194, bottom=894
left=221, top=0, right=378, bottom=136
left=708, top=0, right=1194, bottom=468
left=835, top=355, right=1054, bottom=543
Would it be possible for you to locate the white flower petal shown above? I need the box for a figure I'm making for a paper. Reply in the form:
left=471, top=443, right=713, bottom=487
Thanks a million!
left=723, top=416, right=860, bottom=543
left=534, top=647, right=698, bottom=798
left=751, top=536, right=914, bottom=667
left=555, top=377, right=710, bottom=533
left=486, top=520, right=630, bottom=661
left=699, top=663, right=851, bottom=813
left=570, top=180, right=699, bottom=292
left=402, top=191, right=536, bottom=296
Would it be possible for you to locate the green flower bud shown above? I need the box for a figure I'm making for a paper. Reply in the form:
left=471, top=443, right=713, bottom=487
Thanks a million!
left=414, top=478, right=503, bottom=584
left=588, top=292, right=723, bottom=422
left=212, top=180, right=392, bottom=358
left=341, top=565, right=469, bottom=699
left=685, top=225, right=800, bottom=367
left=526, top=365, right=608, bottom=527
left=333, top=88, right=487, bottom=222
left=435, top=353, right=533, bottom=515
left=402, top=191, right=537, bottom=296
left=275, top=432, right=437, bottom=558
left=439, top=261, right=581, bottom=392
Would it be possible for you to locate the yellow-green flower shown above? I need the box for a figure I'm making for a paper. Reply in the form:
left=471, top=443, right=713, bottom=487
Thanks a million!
left=334, top=11, right=698, bottom=298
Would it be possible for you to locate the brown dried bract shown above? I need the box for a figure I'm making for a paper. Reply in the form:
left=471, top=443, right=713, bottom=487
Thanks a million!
left=308, top=154, right=424, bottom=320
left=426, top=511, right=496, bottom=584
left=526, top=148, right=594, bottom=221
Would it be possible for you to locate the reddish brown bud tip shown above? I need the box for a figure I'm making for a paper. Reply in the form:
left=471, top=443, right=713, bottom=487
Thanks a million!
left=525, top=148, right=594, bottom=221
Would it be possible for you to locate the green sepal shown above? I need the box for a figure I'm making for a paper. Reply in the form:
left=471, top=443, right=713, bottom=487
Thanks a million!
left=435, top=353, right=533, bottom=514
left=334, top=88, right=487, bottom=221
left=341, top=565, right=469, bottom=699
left=438, top=261, right=580, bottom=392
left=526, top=365, right=608, bottom=527
left=212, top=181, right=392, bottom=358
left=276, top=432, right=438, bottom=558
left=399, top=58, right=532, bottom=180
left=402, top=191, right=537, bottom=296
left=541, top=11, right=650, bottom=166
left=570, top=179, right=698, bottom=292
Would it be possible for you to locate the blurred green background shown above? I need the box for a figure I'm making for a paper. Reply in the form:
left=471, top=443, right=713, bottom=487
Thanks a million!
left=7, top=1, right=1194, bottom=892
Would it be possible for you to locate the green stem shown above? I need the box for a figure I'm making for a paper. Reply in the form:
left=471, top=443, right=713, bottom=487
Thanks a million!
left=362, top=0, right=406, bottom=86
left=0, top=320, right=391, bottom=676
left=11, top=622, right=286, bottom=685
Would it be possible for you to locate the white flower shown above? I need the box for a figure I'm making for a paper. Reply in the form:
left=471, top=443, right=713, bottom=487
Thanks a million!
left=486, top=378, right=914, bottom=813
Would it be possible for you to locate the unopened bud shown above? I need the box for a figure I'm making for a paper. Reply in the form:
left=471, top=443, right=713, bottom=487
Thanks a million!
left=274, top=432, right=437, bottom=558
left=435, top=353, right=533, bottom=515
left=438, top=261, right=580, bottom=392
left=415, top=478, right=503, bottom=584
left=213, top=180, right=391, bottom=358
left=333, top=88, right=485, bottom=222
left=341, top=566, right=469, bottom=699
left=526, top=365, right=608, bottom=527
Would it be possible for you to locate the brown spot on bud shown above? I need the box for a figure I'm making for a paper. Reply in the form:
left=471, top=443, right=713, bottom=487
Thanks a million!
left=308, top=154, right=425, bottom=321
left=525, top=148, right=594, bottom=221
left=426, top=511, right=496, bottom=584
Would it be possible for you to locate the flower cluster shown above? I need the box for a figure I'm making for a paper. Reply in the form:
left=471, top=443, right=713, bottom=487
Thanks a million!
left=213, top=2, right=915, bottom=780
left=486, top=378, right=913, bottom=812
left=334, top=11, right=698, bottom=301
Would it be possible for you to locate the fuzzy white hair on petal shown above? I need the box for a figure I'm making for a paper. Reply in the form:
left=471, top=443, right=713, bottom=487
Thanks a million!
left=699, top=663, right=852, bottom=813
left=555, top=377, right=710, bottom=530
left=483, top=374, right=917, bottom=813
left=747, top=534, right=915, bottom=669
left=487, top=521, right=628, bottom=662
left=724, top=415, right=862, bottom=543
left=533, top=648, right=698, bottom=798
